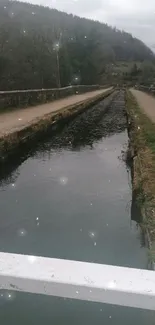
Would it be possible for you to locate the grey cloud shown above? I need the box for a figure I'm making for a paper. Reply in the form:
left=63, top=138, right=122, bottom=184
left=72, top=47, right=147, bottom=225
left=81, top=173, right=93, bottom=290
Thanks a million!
left=22, top=0, right=104, bottom=14
left=52, top=0, right=104, bottom=14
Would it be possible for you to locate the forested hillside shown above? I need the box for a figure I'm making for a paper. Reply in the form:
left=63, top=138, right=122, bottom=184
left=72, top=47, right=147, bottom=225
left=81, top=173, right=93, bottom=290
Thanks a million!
left=0, top=0, right=154, bottom=90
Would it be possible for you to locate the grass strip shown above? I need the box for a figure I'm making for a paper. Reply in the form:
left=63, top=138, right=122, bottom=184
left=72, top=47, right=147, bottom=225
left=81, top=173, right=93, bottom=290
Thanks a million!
left=126, top=90, right=155, bottom=262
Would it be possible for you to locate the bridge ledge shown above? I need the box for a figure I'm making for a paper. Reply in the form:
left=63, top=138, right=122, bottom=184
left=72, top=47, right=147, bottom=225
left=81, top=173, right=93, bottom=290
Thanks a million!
left=0, top=252, right=154, bottom=310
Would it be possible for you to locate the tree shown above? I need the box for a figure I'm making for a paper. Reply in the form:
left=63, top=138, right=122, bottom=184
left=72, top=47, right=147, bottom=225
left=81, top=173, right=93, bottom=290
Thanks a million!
left=0, top=0, right=154, bottom=90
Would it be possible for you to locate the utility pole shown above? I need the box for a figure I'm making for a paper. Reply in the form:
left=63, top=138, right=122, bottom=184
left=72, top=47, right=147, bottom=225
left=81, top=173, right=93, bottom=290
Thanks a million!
left=56, top=46, right=61, bottom=88
left=54, top=31, right=62, bottom=88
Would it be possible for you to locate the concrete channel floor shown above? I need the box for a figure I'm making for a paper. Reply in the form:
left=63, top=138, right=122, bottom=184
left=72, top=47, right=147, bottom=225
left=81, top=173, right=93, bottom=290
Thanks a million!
left=0, top=88, right=112, bottom=137
left=130, top=88, right=155, bottom=122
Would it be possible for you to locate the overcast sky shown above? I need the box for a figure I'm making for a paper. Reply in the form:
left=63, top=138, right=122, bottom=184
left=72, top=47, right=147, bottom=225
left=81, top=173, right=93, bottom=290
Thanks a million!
left=20, top=0, right=155, bottom=50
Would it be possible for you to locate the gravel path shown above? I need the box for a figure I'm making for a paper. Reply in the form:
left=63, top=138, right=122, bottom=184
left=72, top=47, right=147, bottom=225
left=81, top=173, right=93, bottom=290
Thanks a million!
left=130, top=88, right=155, bottom=122
left=0, top=88, right=112, bottom=137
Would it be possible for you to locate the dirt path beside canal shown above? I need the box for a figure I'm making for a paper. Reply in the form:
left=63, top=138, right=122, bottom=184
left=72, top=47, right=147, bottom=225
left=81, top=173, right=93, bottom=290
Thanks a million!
left=130, top=88, right=155, bottom=122
left=0, top=88, right=112, bottom=137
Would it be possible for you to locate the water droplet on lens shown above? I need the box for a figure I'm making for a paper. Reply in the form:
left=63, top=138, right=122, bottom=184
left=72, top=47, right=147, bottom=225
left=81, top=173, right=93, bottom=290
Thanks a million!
left=59, top=177, right=68, bottom=185
left=108, top=280, right=116, bottom=289
left=5, top=292, right=15, bottom=301
left=89, top=231, right=96, bottom=239
left=17, top=229, right=27, bottom=237
left=27, top=256, right=37, bottom=264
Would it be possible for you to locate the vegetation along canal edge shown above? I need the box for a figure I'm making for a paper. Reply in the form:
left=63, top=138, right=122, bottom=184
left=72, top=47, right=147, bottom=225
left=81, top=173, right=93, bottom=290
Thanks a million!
left=126, top=89, right=155, bottom=268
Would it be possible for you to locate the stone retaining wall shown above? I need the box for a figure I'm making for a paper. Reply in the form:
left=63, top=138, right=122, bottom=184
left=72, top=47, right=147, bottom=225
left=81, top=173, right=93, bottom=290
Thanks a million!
left=136, top=85, right=155, bottom=95
left=0, top=85, right=106, bottom=111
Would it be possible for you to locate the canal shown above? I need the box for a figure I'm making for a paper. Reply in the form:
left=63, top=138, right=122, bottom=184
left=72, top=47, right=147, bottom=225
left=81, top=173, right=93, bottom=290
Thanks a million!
left=0, top=90, right=154, bottom=324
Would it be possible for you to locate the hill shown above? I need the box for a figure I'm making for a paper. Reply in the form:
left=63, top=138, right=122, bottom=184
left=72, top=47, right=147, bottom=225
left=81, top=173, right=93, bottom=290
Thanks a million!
left=0, top=0, right=154, bottom=90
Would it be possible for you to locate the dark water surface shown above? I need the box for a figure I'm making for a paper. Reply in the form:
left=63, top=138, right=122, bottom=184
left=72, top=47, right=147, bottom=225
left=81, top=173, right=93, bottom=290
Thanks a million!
left=0, top=91, right=155, bottom=324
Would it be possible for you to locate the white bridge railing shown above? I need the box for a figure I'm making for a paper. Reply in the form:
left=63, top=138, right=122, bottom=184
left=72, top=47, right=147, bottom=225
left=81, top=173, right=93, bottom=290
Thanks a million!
left=0, top=252, right=155, bottom=310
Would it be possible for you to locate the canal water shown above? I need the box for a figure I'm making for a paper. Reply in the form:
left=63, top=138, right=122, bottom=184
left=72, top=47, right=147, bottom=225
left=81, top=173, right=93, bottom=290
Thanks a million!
left=0, top=91, right=154, bottom=324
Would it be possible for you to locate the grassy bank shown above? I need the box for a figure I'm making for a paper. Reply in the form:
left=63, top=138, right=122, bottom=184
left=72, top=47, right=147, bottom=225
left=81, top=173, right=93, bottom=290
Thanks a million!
left=126, top=90, right=155, bottom=261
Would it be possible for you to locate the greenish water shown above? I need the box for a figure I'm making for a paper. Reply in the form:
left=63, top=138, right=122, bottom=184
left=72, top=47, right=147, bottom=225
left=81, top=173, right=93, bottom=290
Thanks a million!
left=0, top=93, right=154, bottom=324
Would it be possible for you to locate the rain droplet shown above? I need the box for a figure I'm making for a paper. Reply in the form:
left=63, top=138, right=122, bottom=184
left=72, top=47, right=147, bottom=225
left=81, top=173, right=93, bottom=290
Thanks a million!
left=11, top=183, right=15, bottom=188
left=80, top=229, right=82, bottom=232
left=90, top=203, right=93, bottom=206
left=18, top=118, right=22, bottom=121
left=109, top=316, right=112, bottom=319
left=94, top=242, right=97, bottom=246
left=36, top=217, right=39, bottom=221
left=76, top=291, right=79, bottom=294
left=106, top=224, right=109, bottom=227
